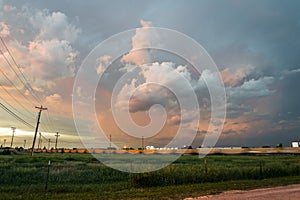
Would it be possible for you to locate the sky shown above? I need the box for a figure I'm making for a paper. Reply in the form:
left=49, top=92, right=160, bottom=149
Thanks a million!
left=0, top=0, right=300, bottom=149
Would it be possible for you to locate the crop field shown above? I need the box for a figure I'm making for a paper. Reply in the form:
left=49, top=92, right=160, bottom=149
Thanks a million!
left=0, top=151, right=300, bottom=199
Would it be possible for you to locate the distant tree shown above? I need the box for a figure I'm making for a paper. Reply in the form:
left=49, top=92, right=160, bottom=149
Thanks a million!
left=2, top=149, right=11, bottom=155
left=276, top=143, right=283, bottom=148
left=181, top=145, right=193, bottom=149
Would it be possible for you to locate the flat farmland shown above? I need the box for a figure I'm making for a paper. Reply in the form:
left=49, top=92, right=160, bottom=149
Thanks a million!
left=0, top=151, right=300, bottom=199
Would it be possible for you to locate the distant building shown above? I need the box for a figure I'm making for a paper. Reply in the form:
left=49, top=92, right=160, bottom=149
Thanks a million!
left=291, top=142, right=300, bottom=148
left=146, top=146, right=155, bottom=150
left=145, top=146, right=179, bottom=150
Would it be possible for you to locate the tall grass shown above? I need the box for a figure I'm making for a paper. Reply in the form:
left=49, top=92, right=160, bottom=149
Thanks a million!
left=130, top=155, right=300, bottom=187
left=0, top=154, right=299, bottom=189
left=0, top=154, right=128, bottom=186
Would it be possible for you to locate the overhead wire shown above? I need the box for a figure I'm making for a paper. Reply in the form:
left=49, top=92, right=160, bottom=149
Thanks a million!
left=42, top=110, right=57, bottom=133
left=0, top=38, right=39, bottom=120
left=0, top=82, right=36, bottom=118
left=0, top=37, right=76, bottom=147
left=0, top=93, right=34, bottom=120
left=0, top=50, right=39, bottom=108
left=0, top=102, right=35, bottom=129
left=0, top=37, right=50, bottom=132
left=0, top=38, right=59, bottom=137
left=0, top=37, right=42, bottom=104
left=38, top=112, right=53, bottom=134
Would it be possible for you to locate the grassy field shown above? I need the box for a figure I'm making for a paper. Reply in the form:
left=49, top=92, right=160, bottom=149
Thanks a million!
left=0, top=152, right=300, bottom=199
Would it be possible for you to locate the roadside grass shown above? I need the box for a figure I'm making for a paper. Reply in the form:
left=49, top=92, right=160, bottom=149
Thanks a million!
left=1, top=176, right=300, bottom=200
left=0, top=153, right=300, bottom=199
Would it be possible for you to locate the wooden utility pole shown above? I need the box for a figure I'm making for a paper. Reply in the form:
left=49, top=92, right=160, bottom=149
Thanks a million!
left=141, top=136, right=144, bottom=150
left=31, top=105, right=47, bottom=156
left=3, top=139, right=6, bottom=147
left=109, top=134, right=112, bottom=148
left=37, top=132, right=42, bottom=150
left=10, top=127, right=16, bottom=148
left=23, top=139, right=26, bottom=149
left=55, top=132, right=60, bottom=149
left=48, top=139, right=50, bottom=150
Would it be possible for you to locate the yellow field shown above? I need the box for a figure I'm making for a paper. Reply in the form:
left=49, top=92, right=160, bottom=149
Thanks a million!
left=37, top=147, right=300, bottom=155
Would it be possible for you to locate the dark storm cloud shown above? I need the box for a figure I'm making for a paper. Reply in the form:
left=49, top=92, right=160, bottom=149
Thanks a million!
left=8, top=0, right=300, bottom=75
left=1, top=0, right=300, bottom=147
left=140, top=0, right=300, bottom=76
left=272, top=71, right=300, bottom=119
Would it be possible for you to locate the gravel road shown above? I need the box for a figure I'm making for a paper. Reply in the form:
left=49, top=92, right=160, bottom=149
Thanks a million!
left=185, top=184, right=300, bottom=200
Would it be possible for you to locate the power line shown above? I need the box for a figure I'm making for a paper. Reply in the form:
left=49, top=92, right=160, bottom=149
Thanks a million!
left=41, top=133, right=49, bottom=141
left=37, top=132, right=54, bottom=150
left=0, top=37, right=59, bottom=142
left=0, top=37, right=44, bottom=121
left=0, top=39, right=55, bottom=131
left=0, top=37, right=42, bottom=104
left=44, top=110, right=57, bottom=133
left=0, top=93, right=34, bottom=120
left=0, top=49, right=38, bottom=105
left=0, top=57, right=38, bottom=109
left=0, top=82, right=35, bottom=118
left=0, top=102, right=35, bottom=129
left=39, top=111, right=56, bottom=134
left=57, top=140, right=82, bottom=144
left=38, top=120, right=52, bottom=135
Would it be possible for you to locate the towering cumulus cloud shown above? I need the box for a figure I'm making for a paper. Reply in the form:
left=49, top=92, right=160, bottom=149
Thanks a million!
left=0, top=22, right=10, bottom=37
left=122, top=20, right=153, bottom=66
left=116, top=21, right=211, bottom=135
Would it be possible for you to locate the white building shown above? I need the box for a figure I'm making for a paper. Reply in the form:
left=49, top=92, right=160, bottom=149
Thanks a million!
left=291, top=142, right=300, bottom=148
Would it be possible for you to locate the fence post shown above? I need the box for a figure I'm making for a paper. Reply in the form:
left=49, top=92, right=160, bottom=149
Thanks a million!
left=129, top=160, right=133, bottom=188
left=204, top=159, right=208, bottom=176
left=45, top=160, right=51, bottom=190
left=259, top=160, right=264, bottom=179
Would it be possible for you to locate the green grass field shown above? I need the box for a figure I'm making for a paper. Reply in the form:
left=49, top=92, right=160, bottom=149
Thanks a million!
left=0, top=152, right=300, bottom=199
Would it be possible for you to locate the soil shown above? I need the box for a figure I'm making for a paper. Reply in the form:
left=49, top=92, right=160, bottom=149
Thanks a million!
left=185, top=184, right=300, bottom=200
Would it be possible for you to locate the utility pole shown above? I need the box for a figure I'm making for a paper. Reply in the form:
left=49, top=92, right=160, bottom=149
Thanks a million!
left=55, top=132, right=60, bottom=149
left=10, top=127, right=16, bottom=148
left=109, top=134, right=112, bottom=148
left=23, top=140, right=26, bottom=149
left=3, top=139, right=6, bottom=147
left=31, top=105, right=47, bottom=156
left=141, top=136, right=144, bottom=150
left=48, top=139, right=50, bottom=150
left=38, top=132, right=42, bottom=150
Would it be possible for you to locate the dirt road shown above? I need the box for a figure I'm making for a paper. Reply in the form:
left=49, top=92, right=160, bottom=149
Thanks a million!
left=185, top=184, right=300, bottom=200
